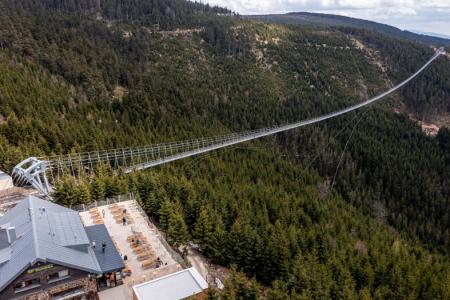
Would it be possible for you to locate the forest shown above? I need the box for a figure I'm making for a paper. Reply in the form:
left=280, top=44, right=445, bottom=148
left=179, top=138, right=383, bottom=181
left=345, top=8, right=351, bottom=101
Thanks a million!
left=0, top=0, right=449, bottom=298
left=246, top=12, right=450, bottom=47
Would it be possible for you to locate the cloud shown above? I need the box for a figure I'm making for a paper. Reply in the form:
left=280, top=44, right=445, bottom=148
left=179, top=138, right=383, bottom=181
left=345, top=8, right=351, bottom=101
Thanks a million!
left=203, top=0, right=450, bottom=35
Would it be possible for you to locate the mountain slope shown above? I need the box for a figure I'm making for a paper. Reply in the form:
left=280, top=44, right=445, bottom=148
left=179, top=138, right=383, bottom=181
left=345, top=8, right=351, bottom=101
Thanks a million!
left=0, top=1, right=449, bottom=298
left=245, top=12, right=450, bottom=46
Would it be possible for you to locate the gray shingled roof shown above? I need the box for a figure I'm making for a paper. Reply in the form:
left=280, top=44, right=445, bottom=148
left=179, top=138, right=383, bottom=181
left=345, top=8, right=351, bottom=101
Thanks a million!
left=48, top=211, right=90, bottom=247
left=85, top=224, right=125, bottom=273
left=0, top=196, right=107, bottom=292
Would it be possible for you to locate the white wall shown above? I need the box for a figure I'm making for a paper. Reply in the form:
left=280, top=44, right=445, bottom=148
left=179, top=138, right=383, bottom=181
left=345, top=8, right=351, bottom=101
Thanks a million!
left=0, top=171, right=13, bottom=191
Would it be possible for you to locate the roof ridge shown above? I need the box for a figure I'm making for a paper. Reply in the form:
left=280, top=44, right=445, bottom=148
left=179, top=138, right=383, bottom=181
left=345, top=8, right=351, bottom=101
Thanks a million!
left=83, top=222, right=102, bottom=273
left=28, top=196, right=40, bottom=261
left=89, top=244, right=102, bottom=272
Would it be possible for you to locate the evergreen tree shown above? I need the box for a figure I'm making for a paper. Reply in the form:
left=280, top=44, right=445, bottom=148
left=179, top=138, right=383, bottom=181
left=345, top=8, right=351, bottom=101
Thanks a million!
left=193, top=205, right=215, bottom=249
left=168, top=209, right=189, bottom=246
left=78, top=180, right=92, bottom=204
left=158, top=199, right=174, bottom=233
left=91, top=176, right=106, bottom=200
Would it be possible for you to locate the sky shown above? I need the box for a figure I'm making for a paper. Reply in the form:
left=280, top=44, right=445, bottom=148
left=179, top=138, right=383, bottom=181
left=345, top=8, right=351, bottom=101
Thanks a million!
left=203, top=0, right=450, bottom=37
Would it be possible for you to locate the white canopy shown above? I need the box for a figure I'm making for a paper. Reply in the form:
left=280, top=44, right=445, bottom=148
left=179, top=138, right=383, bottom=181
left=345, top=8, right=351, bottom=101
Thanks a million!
left=133, top=267, right=208, bottom=300
left=0, top=171, right=13, bottom=191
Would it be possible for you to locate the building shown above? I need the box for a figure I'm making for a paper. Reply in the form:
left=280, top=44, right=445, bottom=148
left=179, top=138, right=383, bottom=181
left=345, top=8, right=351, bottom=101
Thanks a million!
left=0, top=196, right=124, bottom=300
left=0, top=171, right=13, bottom=192
left=132, top=267, right=208, bottom=300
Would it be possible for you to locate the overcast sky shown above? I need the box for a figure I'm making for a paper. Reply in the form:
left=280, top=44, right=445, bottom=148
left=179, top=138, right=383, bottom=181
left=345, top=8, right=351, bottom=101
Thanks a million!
left=203, top=0, right=450, bottom=37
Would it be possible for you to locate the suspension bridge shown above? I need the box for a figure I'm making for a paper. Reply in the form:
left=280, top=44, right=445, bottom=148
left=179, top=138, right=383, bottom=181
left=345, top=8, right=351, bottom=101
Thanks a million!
left=12, top=48, right=446, bottom=198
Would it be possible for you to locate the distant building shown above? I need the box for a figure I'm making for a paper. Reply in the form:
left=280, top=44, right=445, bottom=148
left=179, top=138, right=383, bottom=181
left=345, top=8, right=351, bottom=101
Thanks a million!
left=0, top=171, right=13, bottom=191
left=0, top=196, right=124, bottom=300
left=132, top=267, right=208, bottom=300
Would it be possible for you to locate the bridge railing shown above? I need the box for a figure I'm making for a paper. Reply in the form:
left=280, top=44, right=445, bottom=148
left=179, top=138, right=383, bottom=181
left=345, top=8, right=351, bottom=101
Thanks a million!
left=13, top=49, right=445, bottom=198
left=41, top=130, right=259, bottom=181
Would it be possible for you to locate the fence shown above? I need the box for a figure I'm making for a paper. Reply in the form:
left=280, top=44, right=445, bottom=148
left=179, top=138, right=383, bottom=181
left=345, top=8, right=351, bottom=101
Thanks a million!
left=133, top=199, right=189, bottom=268
left=72, top=192, right=136, bottom=212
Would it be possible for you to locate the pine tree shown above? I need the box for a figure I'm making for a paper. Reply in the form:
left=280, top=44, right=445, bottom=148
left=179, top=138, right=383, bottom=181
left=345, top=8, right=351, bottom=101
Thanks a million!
left=193, top=205, right=214, bottom=248
left=91, top=176, right=106, bottom=200
left=53, top=176, right=79, bottom=207
left=77, top=179, right=92, bottom=204
left=222, top=267, right=261, bottom=300
left=168, top=210, right=189, bottom=246
left=205, top=288, right=219, bottom=300
left=267, top=221, right=290, bottom=280
left=158, top=199, right=174, bottom=233
left=146, top=191, right=160, bottom=216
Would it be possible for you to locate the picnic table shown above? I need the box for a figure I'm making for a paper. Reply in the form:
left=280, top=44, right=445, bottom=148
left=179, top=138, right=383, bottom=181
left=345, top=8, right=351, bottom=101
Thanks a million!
left=141, top=258, right=156, bottom=270
left=126, top=233, right=144, bottom=242
left=92, top=216, right=103, bottom=223
left=90, top=211, right=100, bottom=217
left=133, top=245, right=151, bottom=254
left=113, top=206, right=125, bottom=212
left=137, top=251, right=154, bottom=261
left=129, top=238, right=148, bottom=249
left=113, top=213, right=130, bottom=219
left=115, top=216, right=134, bottom=224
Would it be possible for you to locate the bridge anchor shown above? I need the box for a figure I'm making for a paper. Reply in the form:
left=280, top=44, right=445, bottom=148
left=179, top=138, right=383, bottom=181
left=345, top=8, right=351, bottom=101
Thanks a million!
left=12, top=157, right=52, bottom=198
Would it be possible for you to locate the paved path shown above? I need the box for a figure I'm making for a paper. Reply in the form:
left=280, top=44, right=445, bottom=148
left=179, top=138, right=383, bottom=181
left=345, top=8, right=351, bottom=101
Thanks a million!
left=186, top=247, right=208, bottom=281
left=99, top=284, right=130, bottom=300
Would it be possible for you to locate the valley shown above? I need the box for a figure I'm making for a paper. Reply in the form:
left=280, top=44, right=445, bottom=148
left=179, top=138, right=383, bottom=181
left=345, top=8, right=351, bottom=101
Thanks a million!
left=0, top=1, right=449, bottom=299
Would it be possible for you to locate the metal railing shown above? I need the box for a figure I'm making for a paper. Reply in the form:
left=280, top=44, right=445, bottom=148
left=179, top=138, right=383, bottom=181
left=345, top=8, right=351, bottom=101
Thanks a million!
left=72, top=192, right=136, bottom=212
left=12, top=48, right=446, bottom=198
left=133, top=199, right=188, bottom=268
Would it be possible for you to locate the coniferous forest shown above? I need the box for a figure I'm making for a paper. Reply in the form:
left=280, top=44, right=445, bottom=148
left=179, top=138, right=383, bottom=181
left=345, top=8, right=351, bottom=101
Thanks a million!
left=0, top=1, right=450, bottom=299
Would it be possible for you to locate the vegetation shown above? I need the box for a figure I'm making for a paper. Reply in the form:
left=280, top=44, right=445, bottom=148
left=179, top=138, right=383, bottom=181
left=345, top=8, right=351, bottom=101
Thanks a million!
left=246, top=12, right=450, bottom=46
left=0, top=0, right=449, bottom=298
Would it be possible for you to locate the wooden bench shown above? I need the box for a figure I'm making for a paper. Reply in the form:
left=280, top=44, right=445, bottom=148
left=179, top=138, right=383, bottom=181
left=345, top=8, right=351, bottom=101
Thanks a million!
left=137, top=251, right=154, bottom=261
left=133, top=245, right=151, bottom=254
left=108, top=204, right=120, bottom=211
left=128, top=236, right=148, bottom=244
left=113, top=213, right=130, bottom=219
left=126, top=233, right=144, bottom=242
left=92, top=217, right=103, bottom=224
left=141, top=259, right=157, bottom=270
left=129, top=239, right=148, bottom=249
left=115, top=216, right=133, bottom=224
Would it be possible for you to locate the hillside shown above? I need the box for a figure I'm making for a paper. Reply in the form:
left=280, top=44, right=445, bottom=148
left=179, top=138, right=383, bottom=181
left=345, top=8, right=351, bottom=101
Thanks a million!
left=0, top=1, right=450, bottom=298
left=245, top=12, right=450, bottom=46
